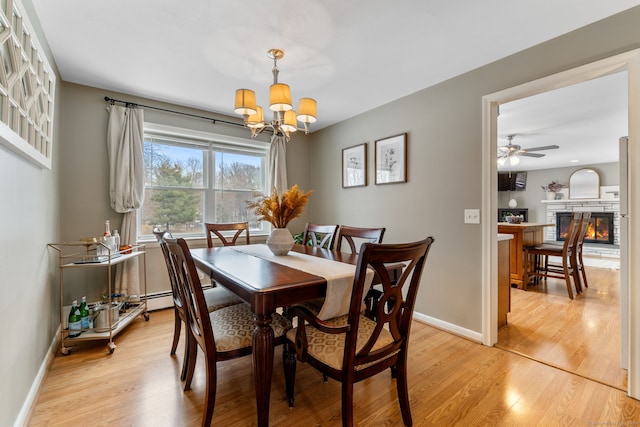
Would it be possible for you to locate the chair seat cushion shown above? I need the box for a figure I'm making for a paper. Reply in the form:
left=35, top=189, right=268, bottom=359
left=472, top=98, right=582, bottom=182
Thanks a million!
left=286, top=314, right=395, bottom=370
left=212, top=303, right=291, bottom=352
left=203, top=286, right=244, bottom=312
left=525, top=243, right=565, bottom=255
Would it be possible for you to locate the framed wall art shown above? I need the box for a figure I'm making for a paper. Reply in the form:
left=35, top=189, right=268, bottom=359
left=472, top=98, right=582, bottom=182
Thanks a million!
left=375, top=133, right=407, bottom=185
left=342, top=143, right=367, bottom=188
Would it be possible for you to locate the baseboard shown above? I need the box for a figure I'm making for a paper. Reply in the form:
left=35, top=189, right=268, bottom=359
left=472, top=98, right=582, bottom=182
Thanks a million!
left=15, top=326, right=61, bottom=427
left=413, top=311, right=483, bottom=343
left=144, top=291, right=173, bottom=311
left=16, top=293, right=173, bottom=426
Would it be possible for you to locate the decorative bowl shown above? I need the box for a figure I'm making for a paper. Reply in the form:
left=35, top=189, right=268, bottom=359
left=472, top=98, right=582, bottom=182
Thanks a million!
left=505, top=215, right=523, bottom=224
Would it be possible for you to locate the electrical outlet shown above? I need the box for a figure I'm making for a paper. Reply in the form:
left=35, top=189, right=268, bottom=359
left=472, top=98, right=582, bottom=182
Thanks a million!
left=464, top=209, right=480, bottom=224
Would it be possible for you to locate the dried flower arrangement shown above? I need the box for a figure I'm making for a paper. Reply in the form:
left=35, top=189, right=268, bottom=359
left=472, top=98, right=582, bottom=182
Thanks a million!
left=247, top=184, right=313, bottom=229
left=541, top=180, right=564, bottom=193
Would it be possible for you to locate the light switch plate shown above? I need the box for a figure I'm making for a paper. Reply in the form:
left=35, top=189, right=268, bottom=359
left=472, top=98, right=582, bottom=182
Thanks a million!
left=464, top=209, right=480, bottom=224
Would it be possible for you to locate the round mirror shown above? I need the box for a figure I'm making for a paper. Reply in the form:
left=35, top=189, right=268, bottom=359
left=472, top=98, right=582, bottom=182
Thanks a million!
left=569, top=168, right=600, bottom=199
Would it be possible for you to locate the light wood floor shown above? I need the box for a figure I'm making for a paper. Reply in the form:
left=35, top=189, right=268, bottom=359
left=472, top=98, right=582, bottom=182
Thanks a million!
left=498, top=263, right=626, bottom=390
left=28, top=303, right=640, bottom=426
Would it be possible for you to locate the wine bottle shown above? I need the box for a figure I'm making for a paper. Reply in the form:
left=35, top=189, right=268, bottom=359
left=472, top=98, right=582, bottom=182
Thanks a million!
left=68, top=300, right=82, bottom=338
left=103, top=220, right=116, bottom=254
left=80, top=296, right=90, bottom=329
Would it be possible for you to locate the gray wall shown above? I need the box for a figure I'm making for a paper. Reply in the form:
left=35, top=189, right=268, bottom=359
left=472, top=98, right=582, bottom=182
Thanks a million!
left=5, top=3, right=640, bottom=426
left=0, top=1, right=61, bottom=425
left=307, top=7, right=640, bottom=331
left=58, top=82, right=314, bottom=300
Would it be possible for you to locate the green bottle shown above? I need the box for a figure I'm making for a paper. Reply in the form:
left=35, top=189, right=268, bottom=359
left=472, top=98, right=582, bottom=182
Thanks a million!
left=68, top=300, right=82, bottom=338
left=80, top=296, right=90, bottom=329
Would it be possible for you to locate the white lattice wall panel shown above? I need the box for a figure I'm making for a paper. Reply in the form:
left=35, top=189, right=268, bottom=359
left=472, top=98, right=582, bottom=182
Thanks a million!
left=0, top=0, right=55, bottom=169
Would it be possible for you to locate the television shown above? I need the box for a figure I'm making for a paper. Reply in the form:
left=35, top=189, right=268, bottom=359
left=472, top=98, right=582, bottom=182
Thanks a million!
left=498, top=171, right=527, bottom=191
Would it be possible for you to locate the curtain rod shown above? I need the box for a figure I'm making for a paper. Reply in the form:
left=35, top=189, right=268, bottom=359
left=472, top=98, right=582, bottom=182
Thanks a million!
left=104, top=96, right=245, bottom=129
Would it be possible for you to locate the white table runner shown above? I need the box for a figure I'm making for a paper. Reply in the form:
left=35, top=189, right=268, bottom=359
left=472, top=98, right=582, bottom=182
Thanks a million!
left=232, top=244, right=373, bottom=320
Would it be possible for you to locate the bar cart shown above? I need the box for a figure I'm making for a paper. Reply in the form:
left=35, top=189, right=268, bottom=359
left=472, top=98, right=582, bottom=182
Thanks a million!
left=48, top=241, right=149, bottom=354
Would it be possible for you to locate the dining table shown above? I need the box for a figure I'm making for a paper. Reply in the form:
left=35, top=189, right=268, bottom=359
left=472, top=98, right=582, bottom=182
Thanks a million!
left=189, top=243, right=393, bottom=426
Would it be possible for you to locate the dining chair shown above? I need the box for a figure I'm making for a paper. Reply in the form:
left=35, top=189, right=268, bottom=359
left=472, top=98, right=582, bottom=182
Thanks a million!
left=283, top=237, right=435, bottom=427
left=335, top=225, right=386, bottom=254
left=573, top=212, right=592, bottom=292
left=547, top=212, right=592, bottom=293
left=523, top=212, right=583, bottom=299
left=335, top=226, right=386, bottom=319
left=301, top=223, right=339, bottom=250
left=204, top=222, right=251, bottom=286
left=164, top=236, right=291, bottom=426
left=204, top=222, right=250, bottom=248
left=153, top=229, right=242, bottom=383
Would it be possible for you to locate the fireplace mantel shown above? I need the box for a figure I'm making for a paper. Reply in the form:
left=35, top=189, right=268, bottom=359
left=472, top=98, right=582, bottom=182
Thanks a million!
left=542, top=198, right=619, bottom=203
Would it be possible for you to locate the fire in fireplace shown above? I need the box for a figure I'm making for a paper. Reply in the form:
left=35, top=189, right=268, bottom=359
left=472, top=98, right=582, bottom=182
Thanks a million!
left=556, top=212, right=615, bottom=245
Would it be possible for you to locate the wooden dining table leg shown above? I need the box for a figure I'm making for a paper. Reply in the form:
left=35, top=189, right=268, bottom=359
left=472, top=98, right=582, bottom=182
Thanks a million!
left=253, top=312, right=275, bottom=427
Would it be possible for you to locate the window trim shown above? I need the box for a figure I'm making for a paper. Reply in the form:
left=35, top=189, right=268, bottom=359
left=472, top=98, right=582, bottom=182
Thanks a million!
left=141, top=122, right=271, bottom=240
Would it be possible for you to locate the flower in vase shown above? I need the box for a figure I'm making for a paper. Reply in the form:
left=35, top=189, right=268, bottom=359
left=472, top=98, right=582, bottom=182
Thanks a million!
left=247, top=185, right=313, bottom=229
left=541, top=180, right=564, bottom=193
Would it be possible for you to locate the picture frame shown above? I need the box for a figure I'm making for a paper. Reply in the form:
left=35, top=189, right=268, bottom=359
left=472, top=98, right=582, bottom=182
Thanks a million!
left=375, top=133, right=407, bottom=185
left=342, top=143, right=367, bottom=188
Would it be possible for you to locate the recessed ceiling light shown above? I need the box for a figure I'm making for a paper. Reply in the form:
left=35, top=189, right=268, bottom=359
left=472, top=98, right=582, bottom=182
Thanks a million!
left=570, top=159, right=579, bottom=163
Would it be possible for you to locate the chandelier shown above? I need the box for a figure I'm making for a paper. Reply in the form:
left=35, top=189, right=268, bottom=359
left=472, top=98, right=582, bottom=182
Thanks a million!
left=234, top=48, right=317, bottom=140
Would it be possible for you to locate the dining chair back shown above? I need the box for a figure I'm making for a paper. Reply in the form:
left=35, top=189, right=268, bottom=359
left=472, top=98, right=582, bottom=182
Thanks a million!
left=153, top=229, right=242, bottom=386
left=524, top=212, right=583, bottom=299
left=302, top=223, right=339, bottom=249
left=335, top=225, right=386, bottom=254
left=283, top=236, right=435, bottom=427
left=164, top=236, right=291, bottom=426
left=205, top=222, right=250, bottom=248
left=573, top=211, right=592, bottom=292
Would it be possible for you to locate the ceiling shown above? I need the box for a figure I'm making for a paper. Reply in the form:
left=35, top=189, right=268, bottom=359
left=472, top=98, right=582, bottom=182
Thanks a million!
left=31, top=1, right=638, bottom=170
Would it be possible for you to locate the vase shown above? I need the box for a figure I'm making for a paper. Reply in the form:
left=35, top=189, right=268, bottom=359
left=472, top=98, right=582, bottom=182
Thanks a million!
left=266, top=228, right=294, bottom=256
left=546, top=192, right=556, bottom=200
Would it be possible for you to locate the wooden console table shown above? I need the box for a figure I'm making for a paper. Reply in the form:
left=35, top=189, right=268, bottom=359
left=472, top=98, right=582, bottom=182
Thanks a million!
left=497, top=222, right=554, bottom=289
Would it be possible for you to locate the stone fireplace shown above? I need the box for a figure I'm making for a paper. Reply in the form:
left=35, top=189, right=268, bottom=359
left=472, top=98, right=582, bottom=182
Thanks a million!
left=544, top=198, right=620, bottom=258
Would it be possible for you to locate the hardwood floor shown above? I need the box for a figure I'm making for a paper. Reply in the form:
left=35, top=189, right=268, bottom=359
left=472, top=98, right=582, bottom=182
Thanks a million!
left=498, top=262, right=626, bottom=390
left=29, top=304, right=640, bottom=426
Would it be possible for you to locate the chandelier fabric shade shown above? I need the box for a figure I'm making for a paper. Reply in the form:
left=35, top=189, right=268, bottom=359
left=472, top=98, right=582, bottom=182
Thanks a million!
left=247, top=106, right=265, bottom=129
left=269, top=83, right=292, bottom=112
left=297, top=98, right=317, bottom=123
left=234, top=89, right=257, bottom=115
left=282, top=110, right=297, bottom=133
left=234, top=48, right=317, bottom=140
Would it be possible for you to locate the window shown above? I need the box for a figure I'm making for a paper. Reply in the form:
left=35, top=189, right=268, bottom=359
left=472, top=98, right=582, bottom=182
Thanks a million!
left=140, top=124, right=270, bottom=239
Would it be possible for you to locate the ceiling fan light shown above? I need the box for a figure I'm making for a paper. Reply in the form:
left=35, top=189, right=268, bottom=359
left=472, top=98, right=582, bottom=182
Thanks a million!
left=497, top=157, right=506, bottom=166
left=269, top=83, right=292, bottom=112
left=297, top=98, right=317, bottom=123
left=234, top=89, right=257, bottom=115
left=509, top=155, right=520, bottom=166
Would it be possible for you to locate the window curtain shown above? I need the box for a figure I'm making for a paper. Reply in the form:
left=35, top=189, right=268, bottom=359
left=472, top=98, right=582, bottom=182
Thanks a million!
left=107, top=104, right=144, bottom=297
left=269, top=134, right=288, bottom=194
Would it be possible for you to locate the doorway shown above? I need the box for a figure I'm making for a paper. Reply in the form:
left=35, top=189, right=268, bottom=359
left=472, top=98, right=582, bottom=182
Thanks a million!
left=495, top=73, right=626, bottom=388
left=481, top=49, right=640, bottom=399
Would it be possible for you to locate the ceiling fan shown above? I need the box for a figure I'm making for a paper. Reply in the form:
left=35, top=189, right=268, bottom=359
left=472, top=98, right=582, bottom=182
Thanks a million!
left=498, top=134, right=559, bottom=166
